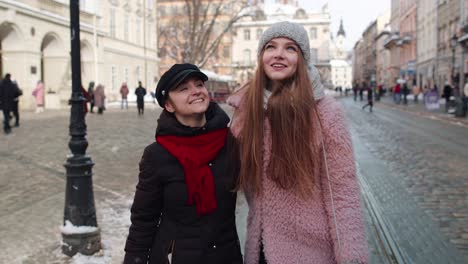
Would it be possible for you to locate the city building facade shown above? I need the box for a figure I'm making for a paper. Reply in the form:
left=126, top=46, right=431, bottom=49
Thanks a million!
left=231, top=1, right=332, bottom=86
left=362, top=20, right=378, bottom=86
left=383, top=0, right=401, bottom=88
left=436, top=0, right=461, bottom=93
left=417, top=0, right=438, bottom=90
left=459, top=0, right=468, bottom=94
left=353, top=39, right=365, bottom=85
left=399, top=0, right=417, bottom=87
left=330, top=20, right=352, bottom=89
left=0, top=0, right=159, bottom=110
left=376, top=27, right=391, bottom=88
left=156, top=0, right=247, bottom=76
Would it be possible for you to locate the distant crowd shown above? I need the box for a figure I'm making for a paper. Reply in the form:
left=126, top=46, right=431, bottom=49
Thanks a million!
left=0, top=74, right=154, bottom=135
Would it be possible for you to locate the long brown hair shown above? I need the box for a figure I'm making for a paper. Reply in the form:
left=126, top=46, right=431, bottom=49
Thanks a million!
left=237, top=49, right=321, bottom=198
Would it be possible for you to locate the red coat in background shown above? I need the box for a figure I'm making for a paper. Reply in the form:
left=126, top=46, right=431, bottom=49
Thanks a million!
left=81, top=86, right=90, bottom=113
left=394, top=84, right=401, bottom=94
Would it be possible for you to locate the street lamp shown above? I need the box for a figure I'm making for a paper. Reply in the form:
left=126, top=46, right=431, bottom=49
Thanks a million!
left=451, top=34, right=458, bottom=90
left=62, top=0, right=101, bottom=256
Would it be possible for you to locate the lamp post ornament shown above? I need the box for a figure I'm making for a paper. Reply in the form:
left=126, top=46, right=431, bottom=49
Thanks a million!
left=61, top=0, right=101, bottom=256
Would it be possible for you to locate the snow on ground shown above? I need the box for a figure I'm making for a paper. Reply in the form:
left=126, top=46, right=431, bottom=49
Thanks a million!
left=21, top=197, right=132, bottom=264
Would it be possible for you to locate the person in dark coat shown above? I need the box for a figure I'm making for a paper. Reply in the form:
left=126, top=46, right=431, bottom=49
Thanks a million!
left=87, top=81, right=95, bottom=113
left=443, top=81, right=452, bottom=112
left=402, top=83, right=410, bottom=105
left=0, top=73, right=19, bottom=134
left=10, top=79, right=22, bottom=127
left=352, top=83, right=358, bottom=101
left=362, top=86, right=374, bottom=112
left=135, top=81, right=147, bottom=115
left=359, top=82, right=365, bottom=101
left=124, top=63, right=242, bottom=264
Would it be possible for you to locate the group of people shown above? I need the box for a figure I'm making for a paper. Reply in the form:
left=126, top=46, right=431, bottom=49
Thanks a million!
left=0, top=73, right=22, bottom=134
left=84, top=81, right=147, bottom=115
left=124, top=22, right=369, bottom=264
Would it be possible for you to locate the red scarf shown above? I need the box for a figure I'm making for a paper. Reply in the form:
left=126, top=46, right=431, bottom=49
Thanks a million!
left=156, top=128, right=228, bottom=216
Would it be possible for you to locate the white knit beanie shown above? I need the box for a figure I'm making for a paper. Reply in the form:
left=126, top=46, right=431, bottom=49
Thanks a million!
left=257, top=21, right=311, bottom=64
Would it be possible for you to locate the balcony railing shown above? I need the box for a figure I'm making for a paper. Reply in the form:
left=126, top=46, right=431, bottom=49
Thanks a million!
left=384, top=33, right=401, bottom=49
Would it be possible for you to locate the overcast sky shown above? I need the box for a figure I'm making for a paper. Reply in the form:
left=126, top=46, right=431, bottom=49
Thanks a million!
left=297, top=0, right=391, bottom=50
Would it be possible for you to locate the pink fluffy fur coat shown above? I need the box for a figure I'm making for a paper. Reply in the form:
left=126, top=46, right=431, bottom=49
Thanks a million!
left=227, top=89, right=369, bottom=264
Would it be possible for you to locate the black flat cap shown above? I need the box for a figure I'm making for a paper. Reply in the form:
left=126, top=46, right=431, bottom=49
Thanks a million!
left=155, top=63, right=208, bottom=107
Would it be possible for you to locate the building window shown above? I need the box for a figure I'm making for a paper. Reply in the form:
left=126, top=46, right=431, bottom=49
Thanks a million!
left=146, top=0, right=154, bottom=9
left=110, top=8, right=116, bottom=38
left=310, top=48, right=318, bottom=64
left=223, top=45, right=230, bottom=58
left=111, top=66, right=117, bottom=91
left=256, top=28, right=263, bottom=40
left=124, top=67, right=129, bottom=83
left=244, top=29, right=251, bottom=40
left=243, top=49, right=251, bottom=65
left=159, top=47, right=167, bottom=58
left=158, top=6, right=166, bottom=17
left=136, top=66, right=141, bottom=83
left=309, top=28, right=317, bottom=40
left=124, top=15, right=129, bottom=41
left=148, top=23, right=152, bottom=47
left=136, top=18, right=142, bottom=45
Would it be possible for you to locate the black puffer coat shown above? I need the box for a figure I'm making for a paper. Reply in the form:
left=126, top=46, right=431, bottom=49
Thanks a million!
left=124, top=103, right=242, bottom=264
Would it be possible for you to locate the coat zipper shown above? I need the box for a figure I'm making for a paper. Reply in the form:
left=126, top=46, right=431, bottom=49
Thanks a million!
left=167, top=240, right=175, bottom=264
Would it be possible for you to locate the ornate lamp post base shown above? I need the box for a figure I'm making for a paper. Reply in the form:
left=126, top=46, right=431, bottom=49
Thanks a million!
left=62, top=229, right=101, bottom=257
left=62, top=0, right=101, bottom=256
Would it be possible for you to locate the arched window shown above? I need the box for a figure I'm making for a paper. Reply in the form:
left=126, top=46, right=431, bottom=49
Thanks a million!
left=243, top=49, right=251, bottom=65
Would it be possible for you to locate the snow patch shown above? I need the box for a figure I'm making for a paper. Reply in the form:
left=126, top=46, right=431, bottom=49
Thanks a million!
left=60, top=220, right=99, bottom=235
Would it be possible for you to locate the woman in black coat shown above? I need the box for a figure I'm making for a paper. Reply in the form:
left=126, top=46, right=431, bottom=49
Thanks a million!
left=124, top=63, right=242, bottom=264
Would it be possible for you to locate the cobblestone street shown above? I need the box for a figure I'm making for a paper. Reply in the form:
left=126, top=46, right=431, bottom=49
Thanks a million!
left=0, top=97, right=467, bottom=263
left=344, top=95, right=468, bottom=263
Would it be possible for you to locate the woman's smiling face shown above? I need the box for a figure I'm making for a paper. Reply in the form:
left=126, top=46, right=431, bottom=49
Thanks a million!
left=262, top=37, right=299, bottom=83
left=165, top=76, right=210, bottom=127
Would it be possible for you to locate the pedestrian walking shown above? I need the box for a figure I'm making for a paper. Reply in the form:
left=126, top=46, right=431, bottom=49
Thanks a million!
left=87, top=81, right=95, bottom=113
left=375, top=84, right=383, bottom=101
left=0, top=73, right=19, bottom=134
left=362, top=86, right=374, bottom=112
left=394, top=82, right=401, bottom=104
left=352, top=83, right=358, bottom=101
left=443, top=81, right=452, bottom=112
left=120, top=82, right=129, bottom=109
left=402, top=83, right=410, bottom=105
left=227, top=21, right=368, bottom=264
left=32, top=80, right=45, bottom=113
left=359, top=83, right=364, bottom=101
left=10, top=79, right=22, bottom=127
left=412, top=84, right=421, bottom=103
left=135, top=81, right=147, bottom=115
left=81, top=85, right=90, bottom=115
left=124, top=63, right=242, bottom=264
left=93, top=84, right=106, bottom=114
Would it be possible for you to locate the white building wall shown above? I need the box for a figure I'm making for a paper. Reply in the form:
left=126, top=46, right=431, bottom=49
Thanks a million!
left=0, top=0, right=159, bottom=110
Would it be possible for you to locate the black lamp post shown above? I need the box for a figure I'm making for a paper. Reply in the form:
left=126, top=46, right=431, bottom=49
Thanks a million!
left=451, top=34, right=458, bottom=90
left=62, top=0, right=101, bottom=256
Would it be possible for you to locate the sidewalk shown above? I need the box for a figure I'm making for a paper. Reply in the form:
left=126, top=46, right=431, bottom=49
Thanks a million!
left=374, top=94, right=468, bottom=128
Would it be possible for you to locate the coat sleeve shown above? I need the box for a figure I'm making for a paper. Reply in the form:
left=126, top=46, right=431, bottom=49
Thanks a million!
left=226, top=85, right=248, bottom=138
left=318, top=97, right=369, bottom=264
left=124, top=144, right=163, bottom=264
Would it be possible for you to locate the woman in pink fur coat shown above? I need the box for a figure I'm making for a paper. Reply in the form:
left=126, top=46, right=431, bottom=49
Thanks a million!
left=227, top=21, right=369, bottom=264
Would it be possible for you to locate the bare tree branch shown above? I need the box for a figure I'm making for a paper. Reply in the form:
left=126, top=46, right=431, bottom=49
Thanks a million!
left=159, top=0, right=251, bottom=68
